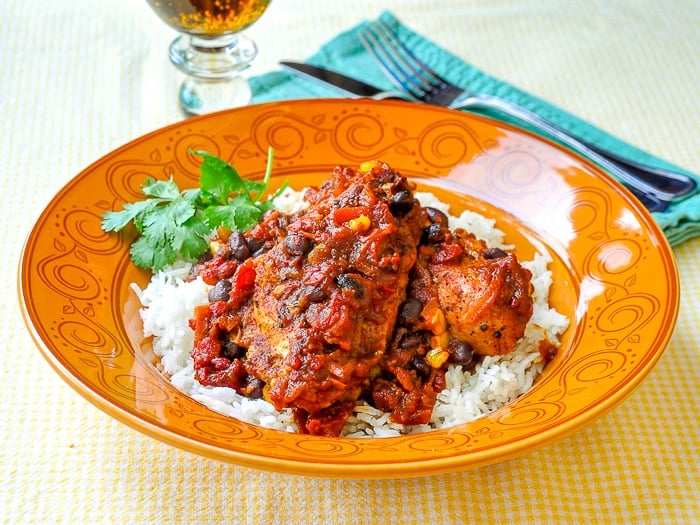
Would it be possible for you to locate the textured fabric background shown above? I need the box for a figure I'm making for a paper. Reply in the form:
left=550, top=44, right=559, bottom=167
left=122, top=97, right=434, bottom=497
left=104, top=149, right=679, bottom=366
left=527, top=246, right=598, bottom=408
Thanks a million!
left=2, top=1, right=698, bottom=523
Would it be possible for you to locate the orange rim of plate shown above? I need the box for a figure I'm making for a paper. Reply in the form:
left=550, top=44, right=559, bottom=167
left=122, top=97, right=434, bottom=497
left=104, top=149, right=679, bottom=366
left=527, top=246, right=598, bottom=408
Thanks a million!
left=18, top=99, right=679, bottom=478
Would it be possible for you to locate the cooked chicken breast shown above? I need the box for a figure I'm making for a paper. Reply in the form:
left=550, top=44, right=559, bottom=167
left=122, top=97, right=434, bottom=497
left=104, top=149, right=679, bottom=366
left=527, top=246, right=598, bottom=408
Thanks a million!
left=243, top=162, right=423, bottom=436
left=423, top=227, right=533, bottom=356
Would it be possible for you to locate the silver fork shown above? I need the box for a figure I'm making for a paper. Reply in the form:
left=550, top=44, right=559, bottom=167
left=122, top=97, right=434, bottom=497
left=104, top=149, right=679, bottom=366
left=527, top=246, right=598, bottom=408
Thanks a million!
left=359, top=19, right=697, bottom=212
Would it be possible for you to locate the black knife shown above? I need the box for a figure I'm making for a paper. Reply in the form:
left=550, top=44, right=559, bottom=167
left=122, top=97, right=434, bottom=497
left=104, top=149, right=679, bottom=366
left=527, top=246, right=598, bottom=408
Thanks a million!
left=279, top=61, right=405, bottom=99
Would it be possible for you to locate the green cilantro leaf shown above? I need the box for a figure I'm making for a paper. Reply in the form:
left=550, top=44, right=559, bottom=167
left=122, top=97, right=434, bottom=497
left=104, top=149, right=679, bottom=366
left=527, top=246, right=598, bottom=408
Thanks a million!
left=173, top=216, right=211, bottom=259
left=101, top=199, right=158, bottom=233
left=130, top=231, right=177, bottom=270
left=196, top=151, right=245, bottom=202
left=142, top=177, right=182, bottom=199
left=232, top=198, right=265, bottom=231
left=100, top=148, right=282, bottom=271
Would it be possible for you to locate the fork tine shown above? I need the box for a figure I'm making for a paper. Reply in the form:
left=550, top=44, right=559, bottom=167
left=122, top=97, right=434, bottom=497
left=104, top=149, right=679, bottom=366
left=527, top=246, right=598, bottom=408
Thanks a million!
left=359, top=27, right=422, bottom=98
left=359, top=22, right=437, bottom=99
left=360, top=19, right=465, bottom=107
left=373, top=19, right=443, bottom=88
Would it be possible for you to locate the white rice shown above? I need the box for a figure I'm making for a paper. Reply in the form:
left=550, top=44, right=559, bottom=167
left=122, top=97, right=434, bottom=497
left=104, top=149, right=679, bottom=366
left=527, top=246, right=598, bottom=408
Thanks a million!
left=133, top=188, right=569, bottom=438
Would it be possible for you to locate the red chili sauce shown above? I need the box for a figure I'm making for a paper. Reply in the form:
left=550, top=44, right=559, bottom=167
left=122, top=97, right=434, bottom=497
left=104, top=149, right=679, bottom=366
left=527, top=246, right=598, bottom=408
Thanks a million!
left=186, top=162, right=542, bottom=436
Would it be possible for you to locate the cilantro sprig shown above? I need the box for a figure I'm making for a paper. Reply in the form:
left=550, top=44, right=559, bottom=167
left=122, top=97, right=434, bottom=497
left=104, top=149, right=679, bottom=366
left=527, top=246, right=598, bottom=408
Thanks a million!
left=101, top=148, right=286, bottom=270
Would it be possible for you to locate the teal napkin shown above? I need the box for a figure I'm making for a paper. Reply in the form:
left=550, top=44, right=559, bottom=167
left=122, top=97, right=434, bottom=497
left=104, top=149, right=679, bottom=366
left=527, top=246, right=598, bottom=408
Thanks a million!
left=250, top=11, right=699, bottom=246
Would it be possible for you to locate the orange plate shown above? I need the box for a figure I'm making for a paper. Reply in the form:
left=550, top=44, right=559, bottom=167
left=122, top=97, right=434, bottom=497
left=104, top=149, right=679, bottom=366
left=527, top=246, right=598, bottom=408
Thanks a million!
left=18, top=99, right=679, bottom=478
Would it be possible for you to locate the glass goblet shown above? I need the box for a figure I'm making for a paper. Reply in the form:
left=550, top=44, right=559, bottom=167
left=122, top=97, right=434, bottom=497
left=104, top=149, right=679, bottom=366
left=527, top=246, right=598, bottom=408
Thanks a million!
left=145, top=0, right=272, bottom=115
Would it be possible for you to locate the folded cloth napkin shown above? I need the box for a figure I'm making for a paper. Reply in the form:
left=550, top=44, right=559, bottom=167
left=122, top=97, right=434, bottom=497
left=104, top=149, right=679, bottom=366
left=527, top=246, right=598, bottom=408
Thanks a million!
left=250, top=11, right=700, bottom=246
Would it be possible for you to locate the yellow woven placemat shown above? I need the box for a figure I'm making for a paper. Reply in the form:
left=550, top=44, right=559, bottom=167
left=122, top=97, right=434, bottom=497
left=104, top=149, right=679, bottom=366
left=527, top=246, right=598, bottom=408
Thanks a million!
left=2, top=1, right=698, bottom=523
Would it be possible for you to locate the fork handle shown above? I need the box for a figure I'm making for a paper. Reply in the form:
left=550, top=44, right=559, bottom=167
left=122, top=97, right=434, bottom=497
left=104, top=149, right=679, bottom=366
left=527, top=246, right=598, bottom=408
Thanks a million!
left=452, top=93, right=696, bottom=205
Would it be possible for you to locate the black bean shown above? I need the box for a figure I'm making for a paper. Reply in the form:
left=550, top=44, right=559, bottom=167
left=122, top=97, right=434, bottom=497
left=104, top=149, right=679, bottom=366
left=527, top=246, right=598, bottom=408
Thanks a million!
left=424, top=206, right=448, bottom=225
left=303, top=285, right=327, bottom=304
left=448, top=338, right=474, bottom=366
left=399, top=333, right=422, bottom=349
left=284, top=232, right=313, bottom=256
left=245, top=377, right=265, bottom=399
left=421, top=222, right=446, bottom=245
left=252, top=245, right=270, bottom=257
left=246, top=237, right=264, bottom=254
left=228, top=231, right=250, bottom=261
left=398, top=298, right=423, bottom=326
left=388, top=190, right=414, bottom=216
left=483, top=247, right=508, bottom=259
left=410, top=356, right=431, bottom=378
left=208, top=279, right=232, bottom=302
left=336, top=274, right=364, bottom=299
left=222, top=340, right=244, bottom=360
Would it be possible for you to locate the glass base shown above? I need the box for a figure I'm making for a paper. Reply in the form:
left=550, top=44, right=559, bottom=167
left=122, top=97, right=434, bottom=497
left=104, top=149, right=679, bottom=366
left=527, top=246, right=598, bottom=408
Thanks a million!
left=169, top=33, right=258, bottom=115
left=179, top=76, right=252, bottom=116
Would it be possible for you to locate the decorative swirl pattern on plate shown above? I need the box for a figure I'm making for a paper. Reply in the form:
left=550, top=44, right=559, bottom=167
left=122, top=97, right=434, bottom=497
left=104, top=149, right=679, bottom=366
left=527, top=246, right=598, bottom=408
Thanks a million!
left=113, top=373, right=171, bottom=402
left=293, top=438, right=363, bottom=457
left=18, top=100, right=678, bottom=476
left=104, top=158, right=174, bottom=202
left=592, top=239, right=643, bottom=276
left=333, top=112, right=391, bottom=160
left=54, top=316, right=115, bottom=356
left=567, top=350, right=629, bottom=384
left=595, top=293, right=659, bottom=334
left=252, top=110, right=324, bottom=161
left=496, top=401, right=566, bottom=427
left=38, top=254, right=102, bottom=300
left=416, top=118, right=486, bottom=169
left=485, top=146, right=545, bottom=196
left=192, top=417, right=265, bottom=441
left=403, top=433, right=471, bottom=453
left=37, top=208, right=120, bottom=299
left=63, top=209, right=122, bottom=253
left=568, top=187, right=615, bottom=236
left=172, top=132, right=222, bottom=179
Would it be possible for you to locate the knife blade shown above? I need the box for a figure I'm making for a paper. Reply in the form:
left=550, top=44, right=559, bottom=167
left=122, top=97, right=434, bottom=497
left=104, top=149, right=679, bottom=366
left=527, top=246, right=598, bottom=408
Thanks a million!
left=279, top=61, right=403, bottom=99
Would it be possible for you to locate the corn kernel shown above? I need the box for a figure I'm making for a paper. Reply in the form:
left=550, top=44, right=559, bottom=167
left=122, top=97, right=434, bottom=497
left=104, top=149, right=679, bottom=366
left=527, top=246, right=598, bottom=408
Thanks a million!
left=307, top=242, right=326, bottom=264
left=347, top=215, right=371, bottom=232
left=216, top=226, right=232, bottom=241
left=360, top=160, right=381, bottom=172
left=426, top=348, right=450, bottom=368
left=426, top=306, right=447, bottom=334
left=209, top=240, right=225, bottom=256
left=272, top=284, right=286, bottom=299
left=430, top=331, right=450, bottom=349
